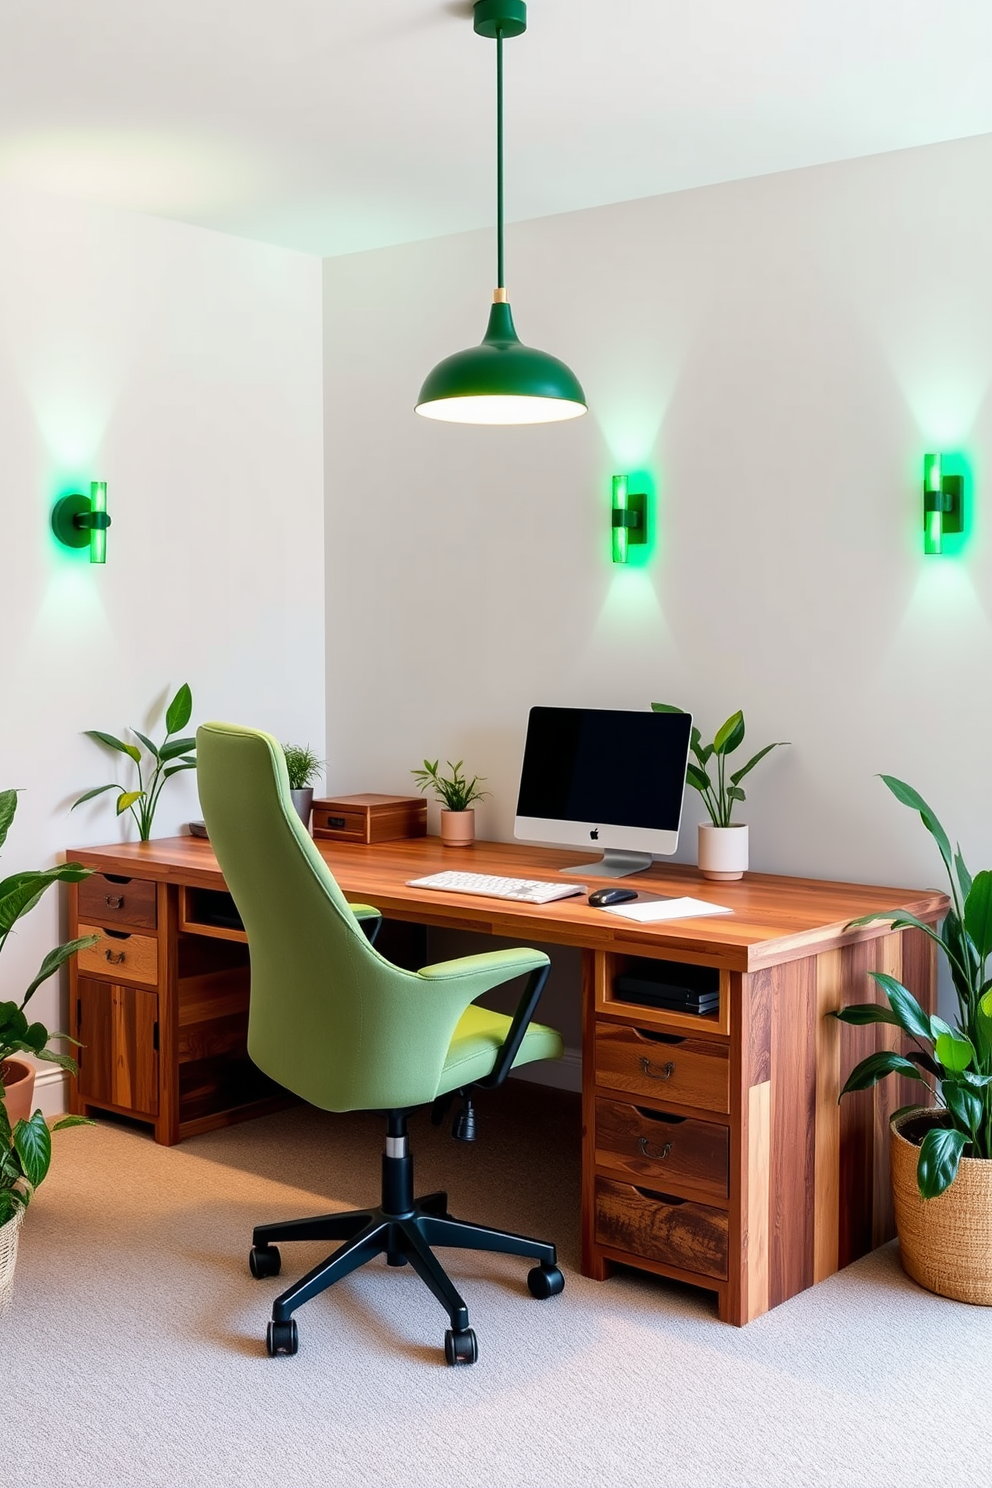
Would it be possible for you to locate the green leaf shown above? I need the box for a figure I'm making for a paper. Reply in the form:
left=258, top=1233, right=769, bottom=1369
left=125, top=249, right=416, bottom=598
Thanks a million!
left=869, top=972, right=932, bottom=1041
left=51, top=1115, right=95, bottom=1131
left=685, top=762, right=712, bottom=793
left=71, top=783, right=120, bottom=809
left=906, top=1050, right=942, bottom=1078
left=713, top=710, right=745, bottom=756
left=964, top=870, right=992, bottom=961
left=22, top=935, right=99, bottom=1004
left=13, top=1111, right=52, bottom=1189
left=0, top=789, right=17, bottom=851
left=650, top=703, right=685, bottom=714
left=729, top=741, right=789, bottom=787
left=839, top=1050, right=924, bottom=1097
left=162, top=763, right=196, bottom=780
left=85, top=730, right=142, bottom=765
left=727, top=786, right=746, bottom=803
left=116, top=791, right=144, bottom=816
left=979, top=988, right=992, bottom=1022
left=943, top=1081, right=983, bottom=1137
left=832, top=1003, right=904, bottom=1027
left=131, top=730, right=160, bottom=760
left=879, top=775, right=956, bottom=897
left=165, top=683, right=193, bottom=734
left=934, top=1028, right=975, bottom=1073
left=0, top=864, right=92, bottom=936
left=917, top=1126, right=969, bottom=1199
left=954, top=846, right=973, bottom=907
left=158, top=737, right=197, bottom=762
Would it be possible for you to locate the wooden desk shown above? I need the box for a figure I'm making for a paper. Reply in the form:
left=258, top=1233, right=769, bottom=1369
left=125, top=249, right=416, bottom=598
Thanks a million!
left=65, top=834, right=945, bottom=1324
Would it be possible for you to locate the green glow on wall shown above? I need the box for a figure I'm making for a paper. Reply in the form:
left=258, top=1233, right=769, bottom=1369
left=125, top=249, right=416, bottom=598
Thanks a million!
left=921, top=451, right=970, bottom=560
left=610, top=468, right=657, bottom=569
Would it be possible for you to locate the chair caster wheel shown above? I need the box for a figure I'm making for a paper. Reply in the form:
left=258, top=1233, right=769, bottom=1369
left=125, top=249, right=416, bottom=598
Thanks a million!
left=527, top=1263, right=565, bottom=1299
left=249, top=1245, right=281, bottom=1279
left=266, top=1318, right=299, bottom=1356
left=444, top=1327, right=478, bottom=1366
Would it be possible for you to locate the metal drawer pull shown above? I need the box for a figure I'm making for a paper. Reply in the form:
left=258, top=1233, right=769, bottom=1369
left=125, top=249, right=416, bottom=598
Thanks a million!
left=105, top=895, right=124, bottom=909
left=640, top=1057, right=675, bottom=1080
left=104, top=949, right=126, bottom=965
left=638, top=1137, right=672, bottom=1161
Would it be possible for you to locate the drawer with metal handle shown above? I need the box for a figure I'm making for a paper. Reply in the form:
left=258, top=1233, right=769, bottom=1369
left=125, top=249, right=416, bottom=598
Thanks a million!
left=77, top=874, right=157, bottom=930
left=595, top=1098, right=730, bottom=1200
left=77, top=924, right=159, bottom=987
left=594, top=1022, right=729, bottom=1113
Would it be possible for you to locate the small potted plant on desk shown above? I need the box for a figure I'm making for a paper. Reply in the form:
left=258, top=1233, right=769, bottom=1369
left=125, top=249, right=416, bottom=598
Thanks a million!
left=411, top=759, right=490, bottom=847
left=0, top=789, right=95, bottom=1315
left=651, top=703, right=789, bottom=880
left=835, top=777, right=992, bottom=1304
left=282, top=744, right=324, bottom=830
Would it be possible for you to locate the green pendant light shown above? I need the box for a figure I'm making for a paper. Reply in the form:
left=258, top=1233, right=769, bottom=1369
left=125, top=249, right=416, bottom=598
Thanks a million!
left=416, top=0, right=587, bottom=425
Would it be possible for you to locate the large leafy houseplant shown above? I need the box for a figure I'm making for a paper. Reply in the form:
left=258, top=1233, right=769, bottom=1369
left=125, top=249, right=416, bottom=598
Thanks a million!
left=1, top=789, right=95, bottom=1226
left=650, top=704, right=788, bottom=827
left=835, top=777, right=992, bottom=1199
left=72, top=682, right=197, bottom=841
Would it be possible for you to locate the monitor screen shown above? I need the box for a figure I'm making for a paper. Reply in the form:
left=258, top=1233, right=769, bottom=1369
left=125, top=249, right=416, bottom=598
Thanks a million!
left=514, top=706, right=692, bottom=875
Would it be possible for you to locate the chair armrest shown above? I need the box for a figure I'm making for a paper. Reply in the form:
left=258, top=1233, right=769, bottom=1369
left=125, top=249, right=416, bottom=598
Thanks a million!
left=472, top=964, right=551, bottom=1091
left=418, top=949, right=552, bottom=1091
left=348, top=903, right=382, bottom=944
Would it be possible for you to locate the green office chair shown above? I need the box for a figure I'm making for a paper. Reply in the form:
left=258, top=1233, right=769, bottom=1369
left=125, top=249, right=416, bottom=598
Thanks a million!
left=196, top=722, right=565, bottom=1366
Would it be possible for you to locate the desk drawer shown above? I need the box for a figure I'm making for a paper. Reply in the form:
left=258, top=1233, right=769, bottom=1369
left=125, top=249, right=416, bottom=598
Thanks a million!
left=595, top=1098, right=729, bottom=1201
left=78, top=924, right=159, bottom=987
left=595, top=1024, right=729, bottom=1113
left=595, top=1178, right=729, bottom=1280
left=77, top=875, right=157, bottom=930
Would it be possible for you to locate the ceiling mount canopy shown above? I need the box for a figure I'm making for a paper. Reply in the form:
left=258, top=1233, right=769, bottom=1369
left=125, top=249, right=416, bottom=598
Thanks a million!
left=415, top=0, right=587, bottom=426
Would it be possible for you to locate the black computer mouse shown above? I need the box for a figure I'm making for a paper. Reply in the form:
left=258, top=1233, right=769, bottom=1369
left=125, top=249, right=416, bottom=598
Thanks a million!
left=588, top=887, right=639, bottom=907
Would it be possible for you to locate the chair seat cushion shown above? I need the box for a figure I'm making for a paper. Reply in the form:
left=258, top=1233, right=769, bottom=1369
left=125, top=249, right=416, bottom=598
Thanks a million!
left=438, top=1003, right=564, bottom=1094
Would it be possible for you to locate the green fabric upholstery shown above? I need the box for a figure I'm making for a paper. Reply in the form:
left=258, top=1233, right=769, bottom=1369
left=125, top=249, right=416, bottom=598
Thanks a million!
left=196, top=722, right=563, bottom=1112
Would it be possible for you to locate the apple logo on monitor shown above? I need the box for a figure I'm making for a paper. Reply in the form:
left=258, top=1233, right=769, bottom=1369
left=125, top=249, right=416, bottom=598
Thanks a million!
left=590, top=828, right=599, bottom=840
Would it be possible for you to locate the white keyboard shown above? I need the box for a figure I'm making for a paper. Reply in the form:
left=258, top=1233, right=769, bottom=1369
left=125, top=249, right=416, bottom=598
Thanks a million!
left=406, top=870, right=587, bottom=905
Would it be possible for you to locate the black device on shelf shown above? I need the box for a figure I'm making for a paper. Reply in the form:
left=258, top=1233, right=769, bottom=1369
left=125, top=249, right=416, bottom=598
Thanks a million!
left=615, top=958, right=720, bottom=1015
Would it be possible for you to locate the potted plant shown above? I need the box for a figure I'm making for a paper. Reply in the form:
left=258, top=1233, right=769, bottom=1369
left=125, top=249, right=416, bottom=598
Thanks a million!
left=835, top=776, right=992, bottom=1304
left=282, top=743, right=324, bottom=830
left=1, top=788, right=95, bottom=1315
left=72, top=682, right=197, bottom=841
left=411, top=759, right=490, bottom=847
left=651, top=703, right=788, bottom=879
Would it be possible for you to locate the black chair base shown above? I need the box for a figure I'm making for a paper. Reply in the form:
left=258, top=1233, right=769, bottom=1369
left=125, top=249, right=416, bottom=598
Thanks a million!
left=249, top=1112, right=564, bottom=1364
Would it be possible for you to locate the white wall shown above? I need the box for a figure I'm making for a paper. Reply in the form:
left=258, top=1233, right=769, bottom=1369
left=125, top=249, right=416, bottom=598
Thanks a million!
left=0, top=182, right=325, bottom=1103
left=323, top=133, right=992, bottom=1039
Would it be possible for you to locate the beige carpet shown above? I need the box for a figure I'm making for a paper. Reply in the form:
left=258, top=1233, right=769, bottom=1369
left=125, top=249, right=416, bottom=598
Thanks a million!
left=2, top=1082, right=989, bottom=1488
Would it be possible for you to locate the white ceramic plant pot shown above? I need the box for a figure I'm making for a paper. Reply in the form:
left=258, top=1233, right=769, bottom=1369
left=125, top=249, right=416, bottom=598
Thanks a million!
left=698, top=823, right=748, bottom=881
left=440, top=809, right=475, bottom=847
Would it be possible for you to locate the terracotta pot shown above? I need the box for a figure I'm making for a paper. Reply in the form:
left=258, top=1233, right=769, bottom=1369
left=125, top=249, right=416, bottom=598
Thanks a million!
left=891, top=1109, right=992, bottom=1305
left=0, top=1057, right=36, bottom=1127
left=440, top=809, right=475, bottom=847
left=698, top=823, right=748, bottom=881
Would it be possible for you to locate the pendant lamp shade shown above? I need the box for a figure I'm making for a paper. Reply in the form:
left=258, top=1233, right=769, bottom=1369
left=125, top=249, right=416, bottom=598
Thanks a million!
left=416, top=303, right=586, bottom=424
left=415, top=1, right=586, bottom=426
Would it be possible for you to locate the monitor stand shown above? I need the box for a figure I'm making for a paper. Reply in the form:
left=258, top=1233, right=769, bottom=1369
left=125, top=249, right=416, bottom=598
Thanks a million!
left=561, top=850, right=653, bottom=879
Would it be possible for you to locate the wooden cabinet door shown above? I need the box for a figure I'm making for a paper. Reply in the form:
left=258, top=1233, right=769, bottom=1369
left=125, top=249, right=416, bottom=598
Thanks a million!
left=76, top=976, right=159, bottom=1117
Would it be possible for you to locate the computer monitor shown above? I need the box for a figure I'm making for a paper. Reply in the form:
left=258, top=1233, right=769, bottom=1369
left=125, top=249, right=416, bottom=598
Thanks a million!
left=514, top=706, right=693, bottom=878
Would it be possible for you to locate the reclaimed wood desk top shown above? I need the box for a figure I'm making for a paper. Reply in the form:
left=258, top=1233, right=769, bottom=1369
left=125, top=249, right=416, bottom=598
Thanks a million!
left=67, top=835, right=947, bottom=974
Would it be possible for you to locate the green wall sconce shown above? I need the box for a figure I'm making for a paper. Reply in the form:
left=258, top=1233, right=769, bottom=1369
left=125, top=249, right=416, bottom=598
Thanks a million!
left=611, top=476, right=647, bottom=563
left=415, top=1, right=587, bottom=425
left=52, top=481, right=111, bottom=564
left=923, top=454, right=964, bottom=555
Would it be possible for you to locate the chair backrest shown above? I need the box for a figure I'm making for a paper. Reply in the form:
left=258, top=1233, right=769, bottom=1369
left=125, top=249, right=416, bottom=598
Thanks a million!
left=196, top=722, right=459, bottom=1112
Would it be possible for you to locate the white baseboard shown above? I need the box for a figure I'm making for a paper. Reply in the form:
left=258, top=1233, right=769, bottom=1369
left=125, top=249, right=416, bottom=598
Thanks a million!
left=510, top=1045, right=581, bottom=1094
left=32, top=1067, right=69, bottom=1118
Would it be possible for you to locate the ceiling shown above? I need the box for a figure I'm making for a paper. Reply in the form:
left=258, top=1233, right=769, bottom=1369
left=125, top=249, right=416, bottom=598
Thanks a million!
left=1, top=0, right=990, bottom=258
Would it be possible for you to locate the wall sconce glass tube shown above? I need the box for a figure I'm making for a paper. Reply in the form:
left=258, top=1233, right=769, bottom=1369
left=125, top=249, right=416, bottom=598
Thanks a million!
left=52, top=481, right=111, bottom=564
left=611, top=475, right=647, bottom=563
left=923, top=454, right=963, bottom=556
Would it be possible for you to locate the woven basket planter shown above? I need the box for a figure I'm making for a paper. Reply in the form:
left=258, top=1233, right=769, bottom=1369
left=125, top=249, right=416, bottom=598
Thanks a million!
left=891, top=1109, right=992, bottom=1305
left=0, top=1208, right=24, bottom=1318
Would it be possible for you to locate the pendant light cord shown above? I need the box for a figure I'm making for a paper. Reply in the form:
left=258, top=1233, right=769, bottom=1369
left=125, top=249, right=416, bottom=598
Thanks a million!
left=496, top=26, right=504, bottom=290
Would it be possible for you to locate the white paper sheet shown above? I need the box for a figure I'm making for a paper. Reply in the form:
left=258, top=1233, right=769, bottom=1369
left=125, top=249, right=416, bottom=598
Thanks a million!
left=601, top=896, right=732, bottom=923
